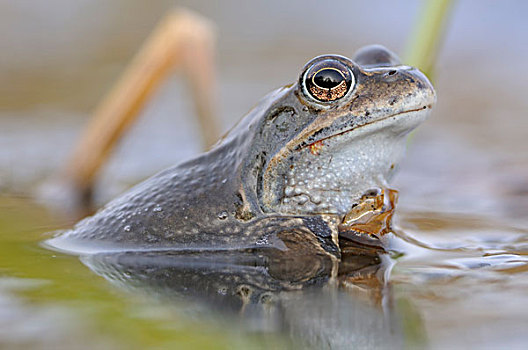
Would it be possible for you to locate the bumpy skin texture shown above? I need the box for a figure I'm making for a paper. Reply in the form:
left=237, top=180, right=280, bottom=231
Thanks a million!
left=49, top=45, right=435, bottom=255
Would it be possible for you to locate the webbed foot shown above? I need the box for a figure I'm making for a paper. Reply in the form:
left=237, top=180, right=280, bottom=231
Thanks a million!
left=338, top=188, right=398, bottom=250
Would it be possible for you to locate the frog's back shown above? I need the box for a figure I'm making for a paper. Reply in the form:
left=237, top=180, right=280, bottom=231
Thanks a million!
left=49, top=141, right=250, bottom=252
left=47, top=86, right=295, bottom=253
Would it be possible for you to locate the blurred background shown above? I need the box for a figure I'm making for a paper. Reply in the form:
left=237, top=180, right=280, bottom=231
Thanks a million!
left=1, top=0, right=527, bottom=217
left=1, top=1, right=528, bottom=349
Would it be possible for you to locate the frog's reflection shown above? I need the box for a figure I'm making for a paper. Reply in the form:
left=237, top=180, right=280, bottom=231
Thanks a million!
left=80, top=237, right=404, bottom=349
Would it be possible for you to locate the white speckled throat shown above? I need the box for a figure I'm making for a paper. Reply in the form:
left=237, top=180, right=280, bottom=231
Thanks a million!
left=271, top=107, right=431, bottom=216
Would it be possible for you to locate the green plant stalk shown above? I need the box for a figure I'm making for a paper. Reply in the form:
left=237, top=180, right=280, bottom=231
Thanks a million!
left=405, top=0, right=454, bottom=146
left=405, top=0, right=455, bottom=81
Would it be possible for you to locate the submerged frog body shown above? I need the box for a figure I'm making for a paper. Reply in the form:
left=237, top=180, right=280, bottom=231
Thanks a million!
left=48, top=45, right=435, bottom=255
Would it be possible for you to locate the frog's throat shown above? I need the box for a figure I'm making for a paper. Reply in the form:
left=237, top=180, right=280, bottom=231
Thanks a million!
left=259, top=106, right=432, bottom=216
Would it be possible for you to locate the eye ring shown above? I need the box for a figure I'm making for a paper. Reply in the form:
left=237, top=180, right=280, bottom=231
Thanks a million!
left=303, top=59, right=354, bottom=102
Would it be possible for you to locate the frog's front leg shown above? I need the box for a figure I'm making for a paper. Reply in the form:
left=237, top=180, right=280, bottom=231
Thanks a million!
left=338, top=188, right=399, bottom=250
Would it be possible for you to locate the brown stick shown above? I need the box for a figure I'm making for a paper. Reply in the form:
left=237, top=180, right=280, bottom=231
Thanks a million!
left=61, top=9, right=218, bottom=197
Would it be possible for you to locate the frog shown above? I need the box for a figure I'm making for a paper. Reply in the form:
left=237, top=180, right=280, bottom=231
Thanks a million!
left=47, top=45, right=435, bottom=257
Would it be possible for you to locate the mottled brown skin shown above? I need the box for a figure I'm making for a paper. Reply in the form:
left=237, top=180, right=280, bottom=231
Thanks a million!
left=48, top=45, right=435, bottom=256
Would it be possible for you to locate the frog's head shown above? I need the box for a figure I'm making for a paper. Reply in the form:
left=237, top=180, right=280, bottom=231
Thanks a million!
left=239, top=45, right=435, bottom=217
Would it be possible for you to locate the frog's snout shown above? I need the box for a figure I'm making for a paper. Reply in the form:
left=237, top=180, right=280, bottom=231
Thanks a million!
left=411, top=68, right=436, bottom=104
left=398, top=67, right=437, bottom=110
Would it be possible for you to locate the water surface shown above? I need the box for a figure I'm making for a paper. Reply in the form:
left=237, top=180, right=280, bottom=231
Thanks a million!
left=1, top=1, right=528, bottom=348
left=2, top=192, right=527, bottom=349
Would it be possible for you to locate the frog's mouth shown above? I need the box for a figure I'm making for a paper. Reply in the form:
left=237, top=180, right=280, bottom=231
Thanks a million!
left=297, top=105, right=432, bottom=151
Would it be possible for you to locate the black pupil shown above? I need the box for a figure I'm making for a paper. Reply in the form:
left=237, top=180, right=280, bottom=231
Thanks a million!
left=313, top=69, right=344, bottom=89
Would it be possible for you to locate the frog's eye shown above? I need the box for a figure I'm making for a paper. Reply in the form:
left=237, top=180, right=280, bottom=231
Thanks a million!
left=304, top=60, right=353, bottom=102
